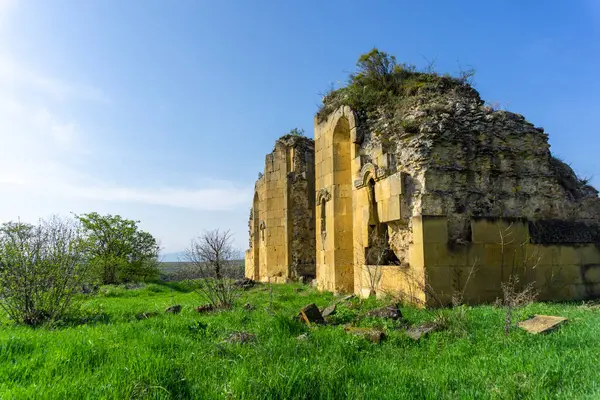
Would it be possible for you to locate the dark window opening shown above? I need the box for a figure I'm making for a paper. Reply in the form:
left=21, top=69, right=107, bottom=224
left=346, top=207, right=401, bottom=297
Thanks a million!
left=365, top=178, right=399, bottom=265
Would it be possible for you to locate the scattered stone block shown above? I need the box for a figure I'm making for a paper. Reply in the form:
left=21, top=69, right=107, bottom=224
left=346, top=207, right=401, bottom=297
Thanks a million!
left=234, top=278, right=257, bottom=290
left=321, top=304, right=337, bottom=318
left=135, top=311, right=158, bottom=320
left=365, top=304, right=403, bottom=320
left=518, top=315, right=568, bottom=334
left=344, top=327, right=385, bottom=343
left=296, top=333, right=309, bottom=341
left=406, top=322, right=439, bottom=340
left=195, top=304, right=214, bottom=313
left=225, top=331, right=256, bottom=344
left=298, top=303, right=325, bottom=325
left=165, top=305, right=182, bottom=314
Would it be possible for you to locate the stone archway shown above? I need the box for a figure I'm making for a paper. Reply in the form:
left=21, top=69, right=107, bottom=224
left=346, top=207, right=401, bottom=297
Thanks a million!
left=252, top=192, right=260, bottom=280
left=332, top=116, right=354, bottom=292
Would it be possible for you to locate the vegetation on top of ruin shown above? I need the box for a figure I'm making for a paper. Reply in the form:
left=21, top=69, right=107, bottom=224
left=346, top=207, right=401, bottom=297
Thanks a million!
left=317, top=48, right=480, bottom=125
left=318, top=49, right=599, bottom=200
left=277, top=128, right=314, bottom=147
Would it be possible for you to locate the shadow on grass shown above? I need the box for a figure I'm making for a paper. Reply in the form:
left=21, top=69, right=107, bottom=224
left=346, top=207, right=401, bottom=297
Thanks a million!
left=52, top=312, right=113, bottom=328
left=152, top=280, right=196, bottom=293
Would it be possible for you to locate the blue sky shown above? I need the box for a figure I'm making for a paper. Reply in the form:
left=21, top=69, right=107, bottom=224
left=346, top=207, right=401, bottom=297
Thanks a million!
left=1, top=0, right=599, bottom=259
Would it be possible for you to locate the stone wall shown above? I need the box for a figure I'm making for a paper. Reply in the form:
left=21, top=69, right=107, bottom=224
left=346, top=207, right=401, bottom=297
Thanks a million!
left=315, top=98, right=600, bottom=304
left=245, top=135, right=315, bottom=282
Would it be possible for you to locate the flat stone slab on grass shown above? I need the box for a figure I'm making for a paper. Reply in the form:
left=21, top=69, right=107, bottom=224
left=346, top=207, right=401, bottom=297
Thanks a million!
left=225, top=331, right=256, bottom=344
left=518, top=315, right=568, bottom=334
left=365, top=304, right=403, bottom=320
left=165, top=305, right=182, bottom=314
left=135, top=311, right=158, bottom=320
left=344, top=327, right=385, bottom=343
left=195, top=304, right=214, bottom=313
left=321, top=304, right=337, bottom=318
left=406, top=322, right=439, bottom=340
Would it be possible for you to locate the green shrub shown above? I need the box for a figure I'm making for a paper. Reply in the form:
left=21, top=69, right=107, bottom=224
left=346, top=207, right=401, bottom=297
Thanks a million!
left=0, top=217, right=92, bottom=326
left=76, top=213, right=160, bottom=284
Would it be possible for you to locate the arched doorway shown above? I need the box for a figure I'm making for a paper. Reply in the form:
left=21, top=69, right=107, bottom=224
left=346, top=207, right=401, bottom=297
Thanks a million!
left=332, top=117, right=354, bottom=292
left=252, top=192, right=260, bottom=280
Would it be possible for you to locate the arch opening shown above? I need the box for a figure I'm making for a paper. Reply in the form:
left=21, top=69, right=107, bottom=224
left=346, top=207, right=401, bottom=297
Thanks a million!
left=252, top=192, right=260, bottom=280
left=332, top=117, right=354, bottom=291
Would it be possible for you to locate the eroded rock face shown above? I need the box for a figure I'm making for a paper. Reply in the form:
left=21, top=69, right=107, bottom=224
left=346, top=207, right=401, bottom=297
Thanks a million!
left=347, top=84, right=600, bottom=256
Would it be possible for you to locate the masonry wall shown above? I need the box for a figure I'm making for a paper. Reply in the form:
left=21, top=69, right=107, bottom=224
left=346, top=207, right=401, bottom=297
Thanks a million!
left=315, top=102, right=600, bottom=305
left=354, top=216, right=600, bottom=306
left=245, top=136, right=315, bottom=282
left=315, top=107, right=418, bottom=294
left=421, top=217, right=600, bottom=306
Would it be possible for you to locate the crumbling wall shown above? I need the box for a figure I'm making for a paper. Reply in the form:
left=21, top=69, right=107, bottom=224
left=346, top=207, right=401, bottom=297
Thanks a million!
left=320, top=85, right=600, bottom=303
left=280, top=135, right=316, bottom=279
left=245, top=135, right=315, bottom=282
left=316, top=49, right=600, bottom=302
left=394, top=89, right=600, bottom=244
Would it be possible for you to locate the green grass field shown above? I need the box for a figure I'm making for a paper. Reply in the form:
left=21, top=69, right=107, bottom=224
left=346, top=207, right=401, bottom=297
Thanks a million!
left=1, top=282, right=599, bottom=399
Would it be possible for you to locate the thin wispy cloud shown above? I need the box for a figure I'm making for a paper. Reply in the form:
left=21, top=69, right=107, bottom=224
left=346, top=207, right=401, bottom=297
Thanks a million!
left=0, top=54, right=112, bottom=103
left=0, top=72, right=251, bottom=211
left=0, top=0, right=16, bottom=27
left=0, top=2, right=250, bottom=213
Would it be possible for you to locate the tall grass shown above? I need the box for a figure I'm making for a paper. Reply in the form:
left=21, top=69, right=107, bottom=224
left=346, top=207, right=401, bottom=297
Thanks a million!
left=1, top=283, right=599, bottom=399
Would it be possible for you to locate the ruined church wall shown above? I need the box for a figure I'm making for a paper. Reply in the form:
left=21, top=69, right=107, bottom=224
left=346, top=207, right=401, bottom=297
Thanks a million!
left=245, top=136, right=315, bottom=282
left=315, top=106, right=426, bottom=295
left=287, top=140, right=316, bottom=278
left=317, top=102, right=600, bottom=304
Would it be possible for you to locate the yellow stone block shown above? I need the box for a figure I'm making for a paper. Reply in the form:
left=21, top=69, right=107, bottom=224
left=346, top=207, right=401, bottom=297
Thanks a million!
left=383, top=195, right=401, bottom=222
left=579, top=244, right=600, bottom=265
left=482, top=244, right=520, bottom=269
left=412, top=216, right=424, bottom=244
left=422, top=217, right=448, bottom=243
left=409, top=243, right=424, bottom=269
left=454, top=265, right=502, bottom=292
left=582, top=264, right=600, bottom=284
left=425, top=265, right=453, bottom=297
left=389, top=174, right=404, bottom=196
left=423, top=243, right=468, bottom=267
left=471, top=219, right=529, bottom=245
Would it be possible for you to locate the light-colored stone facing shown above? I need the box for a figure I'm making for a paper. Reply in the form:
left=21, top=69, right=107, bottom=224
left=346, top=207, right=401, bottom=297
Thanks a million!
left=312, top=101, right=600, bottom=305
left=245, top=135, right=315, bottom=283
left=248, top=93, right=600, bottom=306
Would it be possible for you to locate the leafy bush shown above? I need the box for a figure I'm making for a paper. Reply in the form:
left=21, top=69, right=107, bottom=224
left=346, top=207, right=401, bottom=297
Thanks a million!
left=0, top=217, right=91, bottom=325
left=76, top=213, right=160, bottom=284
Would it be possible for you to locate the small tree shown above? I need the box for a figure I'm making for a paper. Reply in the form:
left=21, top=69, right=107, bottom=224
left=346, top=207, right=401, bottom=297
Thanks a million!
left=184, top=229, right=241, bottom=308
left=288, top=128, right=305, bottom=137
left=76, top=213, right=160, bottom=284
left=0, top=216, right=91, bottom=326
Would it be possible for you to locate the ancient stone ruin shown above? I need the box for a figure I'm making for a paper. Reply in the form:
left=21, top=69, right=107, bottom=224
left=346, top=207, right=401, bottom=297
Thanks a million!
left=246, top=50, right=600, bottom=305
left=245, top=134, right=316, bottom=283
